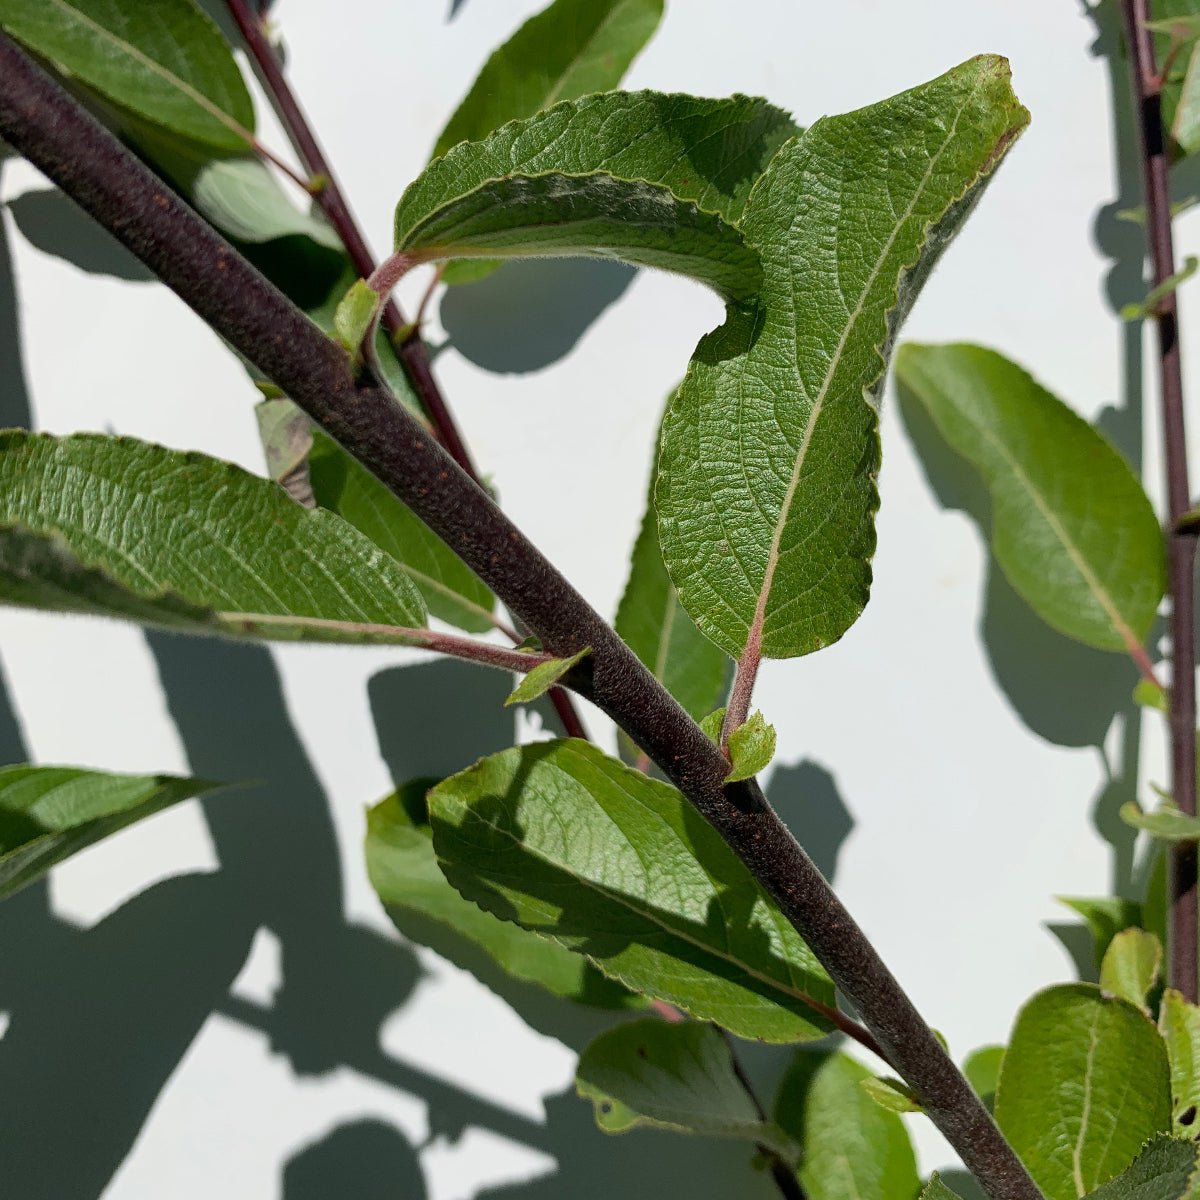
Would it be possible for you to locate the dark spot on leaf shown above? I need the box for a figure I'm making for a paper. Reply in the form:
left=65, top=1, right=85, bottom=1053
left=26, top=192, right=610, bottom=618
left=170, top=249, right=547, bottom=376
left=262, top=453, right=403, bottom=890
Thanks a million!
left=600, top=1102, right=612, bottom=1114
left=1181, top=1105, right=1197, bottom=1126
left=636, top=1044, right=647, bottom=1059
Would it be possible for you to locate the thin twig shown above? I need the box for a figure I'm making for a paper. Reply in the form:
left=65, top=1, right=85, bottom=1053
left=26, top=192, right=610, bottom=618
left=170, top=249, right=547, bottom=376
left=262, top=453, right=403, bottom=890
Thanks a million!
left=221, top=0, right=589, bottom=739
left=0, top=38, right=1042, bottom=1199
left=1121, top=0, right=1199, bottom=1002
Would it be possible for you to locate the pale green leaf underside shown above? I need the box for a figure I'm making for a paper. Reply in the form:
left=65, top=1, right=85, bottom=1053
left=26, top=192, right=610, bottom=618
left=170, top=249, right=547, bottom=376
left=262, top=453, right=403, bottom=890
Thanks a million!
left=921, top=1177, right=966, bottom=1200
left=0, top=431, right=428, bottom=643
left=725, top=711, right=775, bottom=783
left=505, top=647, right=590, bottom=706
left=775, top=1051, right=921, bottom=1200
left=1159, top=988, right=1200, bottom=1136
left=1081, top=1136, right=1198, bottom=1200
left=308, top=431, right=494, bottom=634
left=0, top=764, right=220, bottom=900
left=191, top=157, right=340, bottom=248
left=1122, top=801, right=1200, bottom=842
left=657, top=56, right=1029, bottom=660
left=428, top=739, right=835, bottom=1042
left=400, top=170, right=759, bottom=301
left=861, top=1076, right=922, bottom=1113
left=895, top=344, right=1165, bottom=653
left=398, top=90, right=802, bottom=299
left=576, top=1018, right=795, bottom=1156
left=1099, top=929, right=1162, bottom=1011
left=994, top=984, right=1171, bottom=1200
left=0, top=0, right=254, bottom=150
left=614, top=461, right=730, bottom=746
left=433, top=0, right=663, bottom=159
left=365, top=785, right=634, bottom=1006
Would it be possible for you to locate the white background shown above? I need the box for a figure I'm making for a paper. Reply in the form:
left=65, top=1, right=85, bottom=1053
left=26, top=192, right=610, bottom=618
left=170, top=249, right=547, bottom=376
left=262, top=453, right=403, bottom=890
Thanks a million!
left=0, top=1, right=1191, bottom=1197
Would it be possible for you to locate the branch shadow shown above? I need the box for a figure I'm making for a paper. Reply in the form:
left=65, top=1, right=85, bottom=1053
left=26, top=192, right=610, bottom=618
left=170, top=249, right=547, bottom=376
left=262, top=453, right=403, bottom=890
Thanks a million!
left=0, top=169, right=33, bottom=430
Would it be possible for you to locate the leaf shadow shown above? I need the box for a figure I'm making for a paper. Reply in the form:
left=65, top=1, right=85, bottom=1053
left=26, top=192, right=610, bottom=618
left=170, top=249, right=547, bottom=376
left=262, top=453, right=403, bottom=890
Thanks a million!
left=439, top=258, right=636, bottom=375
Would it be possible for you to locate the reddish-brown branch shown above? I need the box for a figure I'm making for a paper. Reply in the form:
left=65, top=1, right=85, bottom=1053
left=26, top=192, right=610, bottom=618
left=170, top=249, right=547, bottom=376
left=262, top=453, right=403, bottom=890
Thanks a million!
left=1121, top=0, right=1199, bottom=1002
left=221, top=0, right=587, bottom=740
left=0, top=36, right=1042, bottom=1199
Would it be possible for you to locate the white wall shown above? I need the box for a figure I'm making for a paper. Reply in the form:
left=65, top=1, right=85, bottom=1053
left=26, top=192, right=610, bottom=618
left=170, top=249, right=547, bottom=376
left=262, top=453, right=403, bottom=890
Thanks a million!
left=0, top=1, right=1189, bottom=1196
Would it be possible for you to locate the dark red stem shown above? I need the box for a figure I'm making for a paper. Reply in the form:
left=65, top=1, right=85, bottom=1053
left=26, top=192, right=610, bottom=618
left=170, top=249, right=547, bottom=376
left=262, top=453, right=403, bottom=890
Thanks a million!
left=221, top=0, right=587, bottom=739
left=0, top=36, right=1042, bottom=1200
left=1121, top=0, right=1199, bottom=1001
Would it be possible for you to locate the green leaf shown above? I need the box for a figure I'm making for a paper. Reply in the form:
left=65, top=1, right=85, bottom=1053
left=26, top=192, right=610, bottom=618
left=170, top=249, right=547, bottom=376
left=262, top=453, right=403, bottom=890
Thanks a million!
left=396, top=90, right=803, bottom=300
left=658, top=58, right=1028, bottom=661
left=505, top=647, right=590, bottom=706
left=0, top=431, right=430, bottom=644
left=1120, top=800, right=1200, bottom=842
left=920, top=1177, right=966, bottom=1200
left=994, top=984, right=1172, bottom=1200
left=366, top=783, right=633, bottom=1005
left=775, top=1051, right=921, bottom=1200
left=615, top=464, right=730, bottom=729
left=1058, top=897, right=1145, bottom=969
left=1158, top=988, right=1200, bottom=1136
left=190, top=157, right=339, bottom=248
left=0, top=764, right=220, bottom=900
left=1121, top=257, right=1200, bottom=320
left=1081, top=1136, right=1199, bottom=1200
left=255, top=398, right=314, bottom=508
left=1100, top=928, right=1163, bottom=1012
left=576, top=1018, right=795, bottom=1155
left=895, top=344, right=1165, bottom=654
left=428, top=739, right=835, bottom=1042
left=861, top=1076, right=923, bottom=1114
left=1175, top=44, right=1200, bottom=158
left=962, top=1044, right=1005, bottom=1112
left=0, top=0, right=255, bottom=150
left=333, top=279, right=380, bottom=356
left=308, top=431, right=495, bottom=633
left=434, top=0, right=664, bottom=159
left=1135, top=681, right=1169, bottom=711
left=725, top=711, right=776, bottom=783
left=699, top=707, right=726, bottom=744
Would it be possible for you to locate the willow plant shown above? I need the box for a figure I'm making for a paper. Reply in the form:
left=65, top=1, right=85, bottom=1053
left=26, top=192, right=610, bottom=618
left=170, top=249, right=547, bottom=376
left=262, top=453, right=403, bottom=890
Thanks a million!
left=0, top=2, right=1196, bottom=1198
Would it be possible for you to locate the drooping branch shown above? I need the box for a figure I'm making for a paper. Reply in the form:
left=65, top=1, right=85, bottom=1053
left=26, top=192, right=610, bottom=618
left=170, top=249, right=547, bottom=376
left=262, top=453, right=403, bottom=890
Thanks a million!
left=0, top=35, right=1042, bottom=1200
left=1120, top=0, right=1199, bottom=1002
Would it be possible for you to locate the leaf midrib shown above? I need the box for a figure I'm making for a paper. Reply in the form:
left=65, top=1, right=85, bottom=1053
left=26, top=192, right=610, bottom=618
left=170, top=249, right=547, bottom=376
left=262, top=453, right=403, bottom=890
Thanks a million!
left=436, top=780, right=835, bottom=1025
left=971, top=416, right=1145, bottom=654
left=745, top=80, right=981, bottom=654
left=36, top=0, right=249, bottom=143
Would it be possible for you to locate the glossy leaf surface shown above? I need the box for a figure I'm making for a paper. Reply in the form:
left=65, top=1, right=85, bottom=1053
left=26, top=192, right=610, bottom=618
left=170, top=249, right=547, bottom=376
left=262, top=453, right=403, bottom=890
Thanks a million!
left=0, top=764, right=219, bottom=899
left=0, top=0, right=254, bottom=149
left=428, top=739, right=835, bottom=1042
left=775, top=1050, right=921, bottom=1200
left=658, top=59, right=1028, bottom=660
left=576, top=1018, right=794, bottom=1154
left=0, top=431, right=429, bottom=643
left=994, top=985, right=1171, bottom=1200
left=433, top=0, right=663, bottom=158
left=366, top=784, right=633, bottom=1005
left=895, top=344, right=1165, bottom=653
left=1099, top=929, right=1162, bottom=1012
